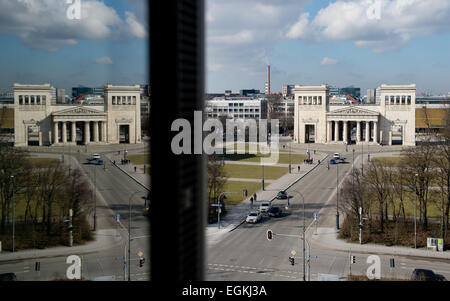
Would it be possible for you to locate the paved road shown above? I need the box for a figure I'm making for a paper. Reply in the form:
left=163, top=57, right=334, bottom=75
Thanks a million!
left=0, top=151, right=150, bottom=281
left=206, top=150, right=450, bottom=281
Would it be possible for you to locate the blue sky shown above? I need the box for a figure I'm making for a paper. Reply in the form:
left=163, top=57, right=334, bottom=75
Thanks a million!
left=206, top=0, right=450, bottom=95
left=0, top=0, right=148, bottom=94
left=1, top=0, right=449, bottom=96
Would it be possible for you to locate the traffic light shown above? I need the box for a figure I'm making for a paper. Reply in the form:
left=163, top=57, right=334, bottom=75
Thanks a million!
left=139, top=258, right=145, bottom=267
left=267, top=230, right=273, bottom=241
left=289, top=256, right=295, bottom=266
left=350, top=255, right=356, bottom=264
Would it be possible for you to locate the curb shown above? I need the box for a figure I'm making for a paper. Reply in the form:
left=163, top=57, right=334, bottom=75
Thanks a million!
left=106, top=153, right=150, bottom=192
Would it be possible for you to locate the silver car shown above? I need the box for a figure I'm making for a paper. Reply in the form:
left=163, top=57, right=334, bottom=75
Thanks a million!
left=259, top=202, right=271, bottom=213
left=246, top=212, right=262, bottom=224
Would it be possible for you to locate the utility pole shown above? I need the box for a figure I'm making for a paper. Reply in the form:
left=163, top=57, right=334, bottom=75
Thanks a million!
left=414, top=174, right=418, bottom=249
left=11, top=176, right=15, bottom=253
left=336, top=162, right=339, bottom=230
left=262, top=160, right=265, bottom=191
left=69, top=209, right=73, bottom=247
left=93, top=165, right=97, bottom=232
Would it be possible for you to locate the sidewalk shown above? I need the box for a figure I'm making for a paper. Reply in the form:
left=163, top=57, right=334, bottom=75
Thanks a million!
left=0, top=229, right=122, bottom=262
left=206, top=151, right=329, bottom=240
left=308, top=227, right=450, bottom=259
left=105, top=150, right=150, bottom=191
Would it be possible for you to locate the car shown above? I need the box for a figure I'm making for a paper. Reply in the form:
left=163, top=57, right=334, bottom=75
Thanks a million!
left=92, top=153, right=101, bottom=160
left=276, top=191, right=288, bottom=199
left=411, top=269, right=446, bottom=281
left=0, top=273, right=17, bottom=281
left=259, top=202, right=271, bottom=213
left=333, top=153, right=340, bottom=159
left=246, top=211, right=262, bottom=224
left=268, top=206, right=282, bottom=217
left=96, top=160, right=104, bottom=165
left=329, top=159, right=337, bottom=164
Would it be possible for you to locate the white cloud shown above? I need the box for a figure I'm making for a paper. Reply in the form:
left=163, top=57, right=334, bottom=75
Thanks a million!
left=95, top=57, right=114, bottom=65
left=0, top=0, right=148, bottom=51
left=320, top=57, right=338, bottom=65
left=286, top=0, right=450, bottom=52
left=206, top=0, right=308, bottom=78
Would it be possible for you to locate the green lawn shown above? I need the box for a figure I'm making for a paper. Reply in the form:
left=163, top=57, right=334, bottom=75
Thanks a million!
left=128, top=154, right=150, bottom=165
left=371, top=157, right=403, bottom=165
left=27, top=158, right=60, bottom=168
left=221, top=181, right=262, bottom=206
left=368, top=190, right=443, bottom=218
left=225, top=153, right=306, bottom=164
left=223, top=164, right=287, bottom=180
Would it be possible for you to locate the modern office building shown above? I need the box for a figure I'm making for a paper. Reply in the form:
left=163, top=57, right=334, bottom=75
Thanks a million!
left=240, top=89, right=260, bottom=97
left=205, top=97, right=267, bottom=120
left=282, top=85, right=295, bottom=98
left=72, top=86, right=105, bottom=98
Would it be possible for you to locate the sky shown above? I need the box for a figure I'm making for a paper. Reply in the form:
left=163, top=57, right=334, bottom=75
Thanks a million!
left=0, top=0, right=148, bottom=94
left=0, top=0, right=449, bottom=96
left=206, top=0, right=450, bottom=95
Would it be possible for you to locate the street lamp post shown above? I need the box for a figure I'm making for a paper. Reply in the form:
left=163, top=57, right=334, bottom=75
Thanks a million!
left=11, top=176, right=15, bottom=253
left=288, top=140, right=291, bottom=174
left=336, top=162, right=340, bottom=230
left=414, top=174, right=418, bottom=249
left=290, top=189, right=306, bottom=281
left=262, top=161, right=265, bottom=191
left=93, top=164, right=97, bottom=232
left=128, top=190, right=143, bottom=281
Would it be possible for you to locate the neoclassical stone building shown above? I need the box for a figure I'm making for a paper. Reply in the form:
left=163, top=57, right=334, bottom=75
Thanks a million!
left=293, top=84, right=416, bottom=146
left=13, top=84, right=142, bottom=146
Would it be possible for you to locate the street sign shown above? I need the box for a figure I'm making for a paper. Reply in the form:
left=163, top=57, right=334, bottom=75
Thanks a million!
left=313, top=213, right=318, bottom=218
left=291, top=250, right=296, bottom=256
left=116, top=214, right=120, bottom=223
left=138, top=251, right=143, bottom=257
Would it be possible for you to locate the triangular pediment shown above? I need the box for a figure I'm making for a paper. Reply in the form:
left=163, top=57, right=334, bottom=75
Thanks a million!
left=53, top=106, right=105, bottom=116
left=328, top=106, right=379, bottom=116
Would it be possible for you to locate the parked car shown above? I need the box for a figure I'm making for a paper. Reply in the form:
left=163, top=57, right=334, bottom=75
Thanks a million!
left=96, top=160, right=104, bottom=165
left=246, top=211, right=262, bottom=224
left=333, top=153, right=340, bottom=160
left=268, top=206, right=283, bottom=217
left=259, top=202, right=271, bottom=213
left=329, top=159, right=337, bottom=164
left=276, top=191, right=288, bottom=199
left=411, top=269, right=446, bottom=281
left=0, top=273, right=17, bottom=281
left=92, top=153, right=101, bottom=160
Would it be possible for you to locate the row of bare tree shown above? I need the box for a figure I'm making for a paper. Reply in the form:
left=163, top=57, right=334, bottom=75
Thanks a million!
left=0, top=142, right=93, bottom=246
left=341, top=112, right=450, bottom=239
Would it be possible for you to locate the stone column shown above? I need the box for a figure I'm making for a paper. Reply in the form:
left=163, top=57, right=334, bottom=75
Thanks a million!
left=93, top=121, right=99, bottom=142
left=102, top=121, right=107, bottom=142
left=365, top=121, right=370, bottom=143
left=343, top=121, right=348, bottom=144
left=71, top=122, right=76, bottom=143
left=54, top=122, right=59, bottom=144
left=374, top=121, right=378, bottom=143
left=327, top=121, right=332, bottom=143
left=84, top=121, right=90, bottom=144
left=356, top=121, right=361, bottom=142
left=62, top=122, right=67, bottom=144
left=334, top=121, right=339, bottom=142
left=389, top=131, right=392, bottom=146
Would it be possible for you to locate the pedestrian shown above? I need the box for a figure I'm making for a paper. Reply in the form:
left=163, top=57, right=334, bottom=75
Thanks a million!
left=253, top=193, right=257, bottom=202
left=314, top=150, right=316, bottom=155
left=298, top=165, right=300, bottom=172
left=113, top=160, right=116, bottom=165
left=134, top=166, right=137, bottom=172
left=250, top=197, right=253, bottom=205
